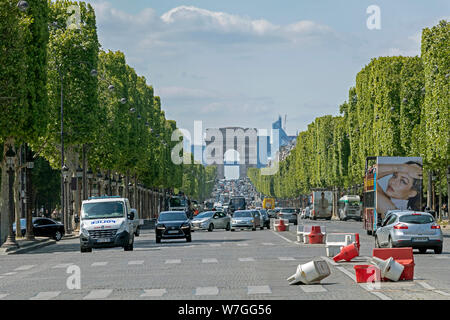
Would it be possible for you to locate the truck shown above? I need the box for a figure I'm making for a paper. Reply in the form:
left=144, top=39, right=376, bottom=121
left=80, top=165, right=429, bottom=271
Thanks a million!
left=310, top=190, right=333, bottom=220
left=338, top=195, right=362, bottom=221
left=363, top=156, right=423, bottom=235
left=79, top=196, right=138, bottom=252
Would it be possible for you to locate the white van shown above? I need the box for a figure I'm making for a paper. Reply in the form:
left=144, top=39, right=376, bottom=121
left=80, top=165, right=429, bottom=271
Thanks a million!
left=79, top=196, right=136, bottom=252
left=338, top=195, right=362, bottom=221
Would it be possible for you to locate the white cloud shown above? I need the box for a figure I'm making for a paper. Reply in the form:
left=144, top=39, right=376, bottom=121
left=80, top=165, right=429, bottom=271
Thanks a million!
left=155, top=86, right=217, bottom=99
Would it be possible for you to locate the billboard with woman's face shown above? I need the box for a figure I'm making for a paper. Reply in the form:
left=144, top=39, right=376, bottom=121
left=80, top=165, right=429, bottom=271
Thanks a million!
left=375, top=157, right=423, bottom=218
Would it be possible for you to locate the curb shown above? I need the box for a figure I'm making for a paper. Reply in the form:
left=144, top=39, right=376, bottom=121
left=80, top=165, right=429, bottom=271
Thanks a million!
left=0, top=239, right=56, bottom=255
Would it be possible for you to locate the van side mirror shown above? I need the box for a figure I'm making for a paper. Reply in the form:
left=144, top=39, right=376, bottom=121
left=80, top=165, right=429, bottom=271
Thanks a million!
left=128, top=209, right=136, bottom=220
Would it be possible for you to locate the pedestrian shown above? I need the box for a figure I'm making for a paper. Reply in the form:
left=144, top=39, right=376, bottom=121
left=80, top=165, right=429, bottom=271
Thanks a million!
left=442, top=203, right=448, bottom=219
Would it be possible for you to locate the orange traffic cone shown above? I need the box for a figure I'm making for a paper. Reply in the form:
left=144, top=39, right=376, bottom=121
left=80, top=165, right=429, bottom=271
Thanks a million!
left=333, top=243, right=359, bottom=262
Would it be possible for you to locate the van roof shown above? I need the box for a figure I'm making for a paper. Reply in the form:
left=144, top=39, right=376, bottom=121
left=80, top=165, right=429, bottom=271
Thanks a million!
left=83, top=196, right=127, bottom=203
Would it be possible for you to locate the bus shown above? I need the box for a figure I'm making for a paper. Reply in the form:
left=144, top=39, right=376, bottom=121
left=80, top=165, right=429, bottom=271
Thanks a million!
left=262, top=198, right=275, bottom=210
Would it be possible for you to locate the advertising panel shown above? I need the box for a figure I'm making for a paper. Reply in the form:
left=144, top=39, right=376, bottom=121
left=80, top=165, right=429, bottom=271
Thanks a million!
left=375, top=157, right=423, bottom=219
left=312, top=191, right=333, bottom=218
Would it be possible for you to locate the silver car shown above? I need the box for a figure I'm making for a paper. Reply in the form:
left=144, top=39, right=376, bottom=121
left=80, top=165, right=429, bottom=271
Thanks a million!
left=231, top=210, right=262, bottom=231
left=375, top=211, right=443, bottom=254
left=191, top=211, right=231, bottom=232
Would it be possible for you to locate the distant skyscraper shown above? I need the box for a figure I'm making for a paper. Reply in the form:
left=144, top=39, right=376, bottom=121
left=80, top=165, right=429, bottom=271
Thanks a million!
left=272, top=115, right=296, bottom=147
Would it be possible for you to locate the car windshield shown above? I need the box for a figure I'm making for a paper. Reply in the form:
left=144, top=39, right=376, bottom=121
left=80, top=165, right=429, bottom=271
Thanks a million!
left=82, top=201, right=125, bottom=219
left=399, top=214, right=434, bottom=224
left=170, top=198, right=186, bottom=207
left=195, top=212, right=214, bottom=219
left=281, top=209, right=295, bottom=213
left=233, top=211, right=252, bottom=218
left=159, top=212, right=187, bottom=221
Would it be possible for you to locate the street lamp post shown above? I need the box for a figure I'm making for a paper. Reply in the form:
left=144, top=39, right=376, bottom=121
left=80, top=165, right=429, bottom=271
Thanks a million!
left=62, top=165, right=69, bottom=233
left=97, top=172, right=103, bottom=196
left=25, top=147, right=34, bottom=240
left=447, top=167, right=450, bottom=220
left=1, top=146, right=19, bottom=249
left=432, top=171, right=437, bottom=213
left=87, top=168, right=93, bottom=198
left=76, top=166, right=83, bottom=230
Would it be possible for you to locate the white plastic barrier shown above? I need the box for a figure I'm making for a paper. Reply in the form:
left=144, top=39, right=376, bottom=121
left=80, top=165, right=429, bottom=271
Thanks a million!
left=300, top=225, right=326, bottom=244
left=287, top=260, right=331, bottom=285
left=325, top=233, right=354, bottom=257
left=296, top=225, right=304, bottom=242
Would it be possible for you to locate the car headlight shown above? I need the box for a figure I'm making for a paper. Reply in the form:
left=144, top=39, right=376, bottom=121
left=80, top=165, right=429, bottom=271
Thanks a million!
left=156, top=225, right=166, bottom=230
left=181, top=223, right=190, bottom=229
left=117, top=221, right=127, bottom=233
left=81, top=225, right=89, bottom=237
left=251, top=219, right=254, bottom=223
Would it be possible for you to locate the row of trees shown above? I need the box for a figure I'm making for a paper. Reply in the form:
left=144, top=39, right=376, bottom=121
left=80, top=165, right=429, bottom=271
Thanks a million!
left=1, top=1, right=214, bottom=241
left=249, top=20, right=449, bottom=202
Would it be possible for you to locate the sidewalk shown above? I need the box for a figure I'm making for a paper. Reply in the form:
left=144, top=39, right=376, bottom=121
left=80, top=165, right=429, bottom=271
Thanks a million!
left=0, top=232, right=79, bottom=255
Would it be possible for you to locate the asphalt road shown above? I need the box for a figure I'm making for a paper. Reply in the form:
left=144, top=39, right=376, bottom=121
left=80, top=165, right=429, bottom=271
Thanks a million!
left=0, top=219, right=449, bottom=300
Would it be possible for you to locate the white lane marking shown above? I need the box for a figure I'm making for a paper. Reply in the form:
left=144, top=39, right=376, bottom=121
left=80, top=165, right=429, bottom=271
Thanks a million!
left=30, top=291, right=61, bottom=300
left=278, top=257, right=296, bottom=261
left=433, top=256, right=450, bottom=259
left=416, top=281, right=435, bottom=290
left=1, top=272, right=17, bottom=276
left=262, top=243, right=274, bottom=246
left=141, top=289, right=167, bottom=297
left=321, top=256, right=339, bottom=266
left=165, top=259, right=181, bottom=264
left=300, top=285, right=327, bottom=293
left=239, top=257, right=255, bottom=262
left=14, top=265, right=35, bottom=271
left=52, top=263, right=73, bottom=269
left=434, top=290, right=450, bottom=296
left=336, top=267, right=356, bottom=282
left=0, top=293, right=9, bottom=299
left=237, top=243, right=249, bottom=247
left=202, top=258, right=218, bottom=263
left=83, top=289, right=113, bottom=300
left=248, top=285, right=272, bottom=295
left=91, top=262, right=108, bottom=267
left=128, top=260, right=144, bottom=265
left=271, top=230, right=294, bottom=243
left=209, top=244, right=221, bottom=247
left=335, top=265, right=393, bottom=301
left=195, top=287, right=219, bottom=296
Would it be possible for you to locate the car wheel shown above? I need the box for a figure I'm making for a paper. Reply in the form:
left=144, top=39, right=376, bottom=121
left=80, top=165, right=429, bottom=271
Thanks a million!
left=156, top=237, right=161, bottom=244
left=252, top=227, right=256, bottom=231
left=54, top=231, right=62, bottom=241
left=388, top=237, right=394, bottom=248
left=260, top=226, right=264, bottom=230
left=80, top=247, right=91, bottom=253
left=226, top=223, right=231, bottom=231
left=208, top=224, right=214, bottom=232
left=21, top=229, right=26, bottom=237
left=418, top=248, right=427, bottom=254
left=375, top=236, right=381, bottom=248
left=434, top=246, right=442, bottom=254
left=186, top=236, right=192, bottom=243
left=367, top=230, right=372, bottom=236
left=134, top=226, right=140, bottom=237
left=124, top=236, right=134, bottom=251
left=230, top=229, right=235, bottom=232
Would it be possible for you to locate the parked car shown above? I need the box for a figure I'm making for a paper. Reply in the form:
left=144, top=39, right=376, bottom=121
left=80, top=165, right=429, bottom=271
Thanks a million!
left=13, top=217, right=65, bottom=241
left=374, top=211, right=443, bottom=254
left=230, top=210, right=262, bottom=231
left=258, top=209, right=270, bottom=229
left=156, top=211, right=191, bottom=243
left=277, top=208, right=298, bottom=225
left=191, top=211, right=231, bottom=231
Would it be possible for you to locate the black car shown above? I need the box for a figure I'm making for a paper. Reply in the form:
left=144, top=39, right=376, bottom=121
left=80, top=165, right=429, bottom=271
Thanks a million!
left=13, top=217, right=65, bottom=241
left=155, top=211, right=191, bottom=243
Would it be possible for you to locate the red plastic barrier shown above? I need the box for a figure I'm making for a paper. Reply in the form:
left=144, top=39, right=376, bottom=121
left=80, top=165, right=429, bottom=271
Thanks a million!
left=354, top=265, right=381, bottom=283
left=276, top=219, right=286, bottom=232
left=308, top=226, right=324, bottom=244
left=372, top=248, right=414, bottom=281
left=333, top=243, right=359, bottom=262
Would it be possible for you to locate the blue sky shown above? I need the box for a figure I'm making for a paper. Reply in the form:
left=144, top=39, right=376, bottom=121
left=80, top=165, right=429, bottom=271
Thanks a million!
left=86, top=0, right=449, bottom=139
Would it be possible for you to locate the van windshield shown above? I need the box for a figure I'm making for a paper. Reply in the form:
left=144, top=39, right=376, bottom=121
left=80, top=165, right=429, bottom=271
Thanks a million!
left=82, top=201, right=125, bottom=219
